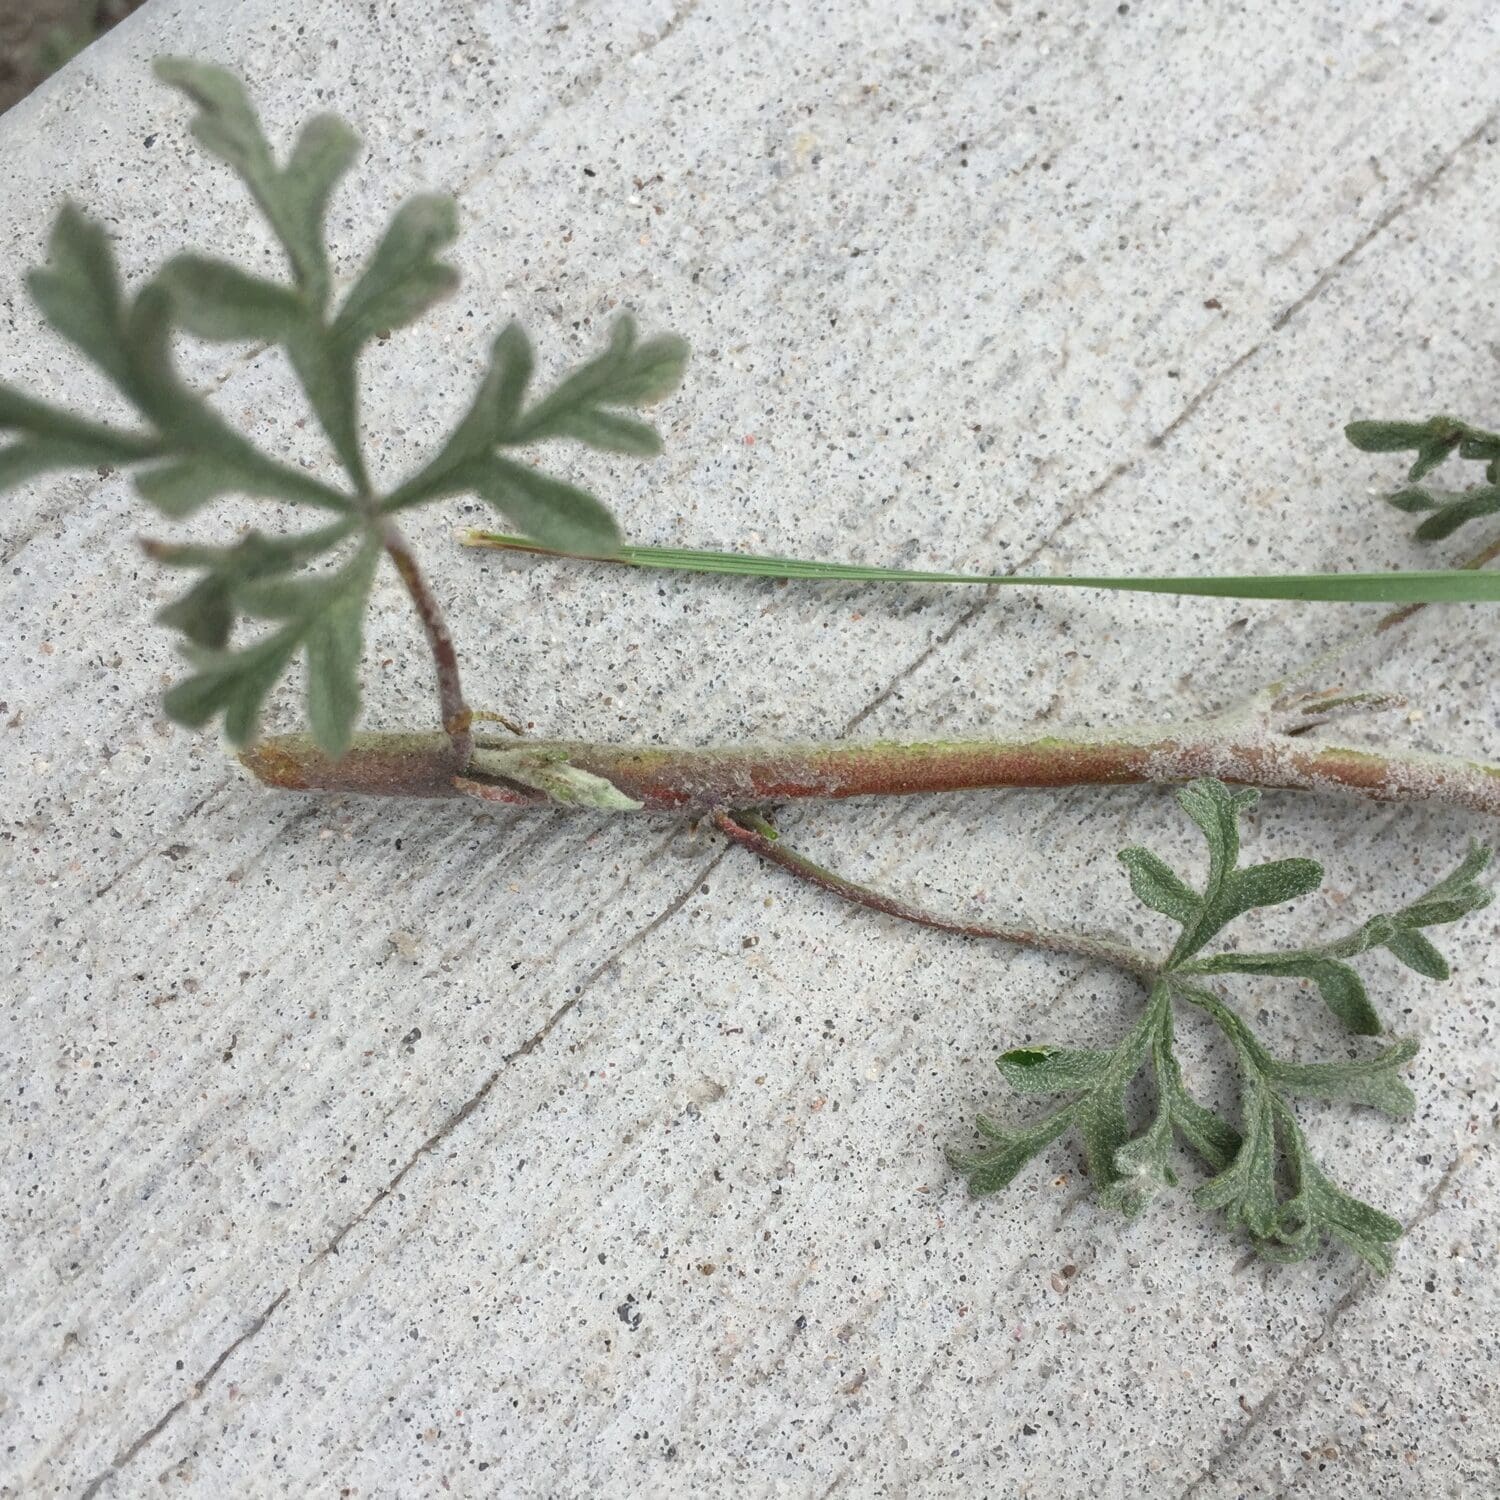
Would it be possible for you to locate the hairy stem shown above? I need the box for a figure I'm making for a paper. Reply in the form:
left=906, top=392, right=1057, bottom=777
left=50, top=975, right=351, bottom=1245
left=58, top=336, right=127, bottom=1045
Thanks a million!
left=379, top=519, right=473, bottom=769
left=242, top=724, right=1500, bottom=817
left=713, top=809, right=1157, bottom=975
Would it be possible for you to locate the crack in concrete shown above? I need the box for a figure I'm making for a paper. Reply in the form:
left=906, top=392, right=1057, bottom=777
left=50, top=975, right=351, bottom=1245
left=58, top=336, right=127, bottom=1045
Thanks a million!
left=64, top=839, right=728, bottom=1493
left=1176, top=1141, right=1484, bottom=1499
left=839, top=105, right=1498, bottom=742
left=78, top=1289, right=289, bottom=1499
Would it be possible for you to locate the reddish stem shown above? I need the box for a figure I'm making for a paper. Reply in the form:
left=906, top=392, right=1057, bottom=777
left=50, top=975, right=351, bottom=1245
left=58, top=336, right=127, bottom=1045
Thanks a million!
left=712, top=809, right=1156, bottom=974
left=380, top=519, right=473, bottom=769
left=241, top=727, right=1500, bottom=818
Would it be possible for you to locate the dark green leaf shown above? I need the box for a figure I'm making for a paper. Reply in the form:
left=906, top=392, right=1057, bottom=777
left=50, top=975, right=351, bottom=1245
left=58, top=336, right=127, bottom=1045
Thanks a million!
left=1226, top=857, right=1323, bottom=917
left=1381, top=927, right=1448, bottom=980
left=1193, top=1083, right=1281, bottom=1241
left=997, top=1045, right=1113, bottom=1094
left=1413, top=488, right=1500, bottom=541
left=1344, top=419, right=1443, bottom=454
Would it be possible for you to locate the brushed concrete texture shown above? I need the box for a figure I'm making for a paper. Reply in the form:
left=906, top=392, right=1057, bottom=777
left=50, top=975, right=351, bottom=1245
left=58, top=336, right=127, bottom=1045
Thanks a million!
left=3, top=1, right=1499, bottom=1496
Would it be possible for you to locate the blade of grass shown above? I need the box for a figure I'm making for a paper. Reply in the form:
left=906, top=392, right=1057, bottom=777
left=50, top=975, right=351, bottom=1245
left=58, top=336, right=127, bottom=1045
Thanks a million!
left=461, top=531, right=1500, bottom=605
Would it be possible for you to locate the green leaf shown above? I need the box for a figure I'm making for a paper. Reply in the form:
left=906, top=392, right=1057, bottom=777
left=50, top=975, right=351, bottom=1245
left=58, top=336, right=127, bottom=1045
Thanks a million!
left=155, top=57, right=357, bottom=309
left=332, top=194, right=459, bottom=350
left=1152, top=1018, right=1241, bottom=1173
left=384, top=323, right=536, bottom=506
left=161, top=539, right=377, bottom=753
left=1381, top=927, right=1448, bottom=980
left=158, top=254, right=306, bottom=342
left=464, top=455, right=622, bottom=556
left=952, top=987, right=1166, bottom=1202
left=304, top=545, right=378, bottom=757
left=26, top=204, right=132, bottom=390
left=1413, top=488, right=1500, bottom=542
left=1182, top=842, right=1492, bottom=1035
left=146, top=523, right=351, bottom=650
left=164, top=625, right=301, bottom=745
left=997, top=1045, right=1114, bottom=1093
left=1267, top=1038, right=1418, bottom=1117
left=1118, top=847, right=1202, bottom=924
left=512, top=313, right=688, bottom=447
left=1098, top=1107, right=1177, bottom=1218
left=1193, top=1080, right=1281, bottom=1241
left=1180, top=986, right=1409, bottom=1270
left=542, top=408, right=663, bottom=457
left=467, top=747, right=643, bottom=811
left=1345, top=419, right=1447, bottom=455
left=1191, top=952, right=1381, bottom=1036
left=459, top=532, right=1500, bottom=603
left=945, top=1104, right=1077, bottom=1196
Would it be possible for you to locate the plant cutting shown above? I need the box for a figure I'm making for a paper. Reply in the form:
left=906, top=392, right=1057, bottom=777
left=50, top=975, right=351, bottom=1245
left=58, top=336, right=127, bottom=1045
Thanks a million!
left=5, top=58, right=1496, bottom=1270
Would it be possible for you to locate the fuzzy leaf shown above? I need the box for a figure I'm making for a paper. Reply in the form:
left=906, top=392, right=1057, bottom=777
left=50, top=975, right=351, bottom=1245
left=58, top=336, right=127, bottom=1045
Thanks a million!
left=304, top=547, right=377, bottom=757
left=26, top=204, right=133, bottom=391
left=1267, top=1038, right=1418, bottom=1117
left=953, top=992, right=1164, bottom=1202
left=155, top=58, right=356, bottom=309
left=162, top=540, right=376, bottom=752
left=1413, top=488, right=1500, bottom=541
left=1193, top=1083, right=1281, bottom=1241
left=1098, top=1107, right=1177, bottom=1218
left=147, top=523, right=351, bottom=650
left=1190, top=951, right=1380, bottom=1035
left=1262, top=1154, right=1404, bottom=1274
left=465, top=455, right=622, bottom=556
left=946, top=1104, right=1076, bottom=1196
left=332, top=194, right=459, bottom=350
left=1118, top=847, right=1201, bottom=924
left=1381, top=927, right=1448, bottom=980
left=513, top=313, right=688, bottom=447
left=158, top=254, right=306, bottom=342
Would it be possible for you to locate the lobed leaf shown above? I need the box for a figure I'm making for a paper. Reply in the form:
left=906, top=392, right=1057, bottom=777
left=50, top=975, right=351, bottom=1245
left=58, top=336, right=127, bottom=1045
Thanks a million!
left=946, top=1104, right=1077, bottom=1197
left=464, top=454, right=622, bottom=556
left=332, top=194, right=460, bottom=351
left=155, top=57, right=356, bottom=310
left=162, top=539, right=377, bottom=753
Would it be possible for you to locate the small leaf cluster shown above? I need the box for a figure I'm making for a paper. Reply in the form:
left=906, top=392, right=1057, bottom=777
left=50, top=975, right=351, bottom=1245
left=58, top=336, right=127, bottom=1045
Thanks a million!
left=1347, top=415, right=1500, bottom=542
left=948, top=778, right=1492, bottom=1272
left=0, top=59, right=687, bottom=757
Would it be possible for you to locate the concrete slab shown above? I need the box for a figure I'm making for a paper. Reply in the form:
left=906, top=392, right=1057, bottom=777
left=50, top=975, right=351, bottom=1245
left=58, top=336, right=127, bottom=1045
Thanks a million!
left=2, top=1, right=1497, bottom=1495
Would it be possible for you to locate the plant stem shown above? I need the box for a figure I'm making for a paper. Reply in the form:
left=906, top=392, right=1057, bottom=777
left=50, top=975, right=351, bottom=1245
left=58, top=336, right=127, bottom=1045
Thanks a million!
left=241, top=723, right=1500, bottom=817
left=379, top=519, right=473, bottom=769
left=712, top=809, right=1158, bottom=975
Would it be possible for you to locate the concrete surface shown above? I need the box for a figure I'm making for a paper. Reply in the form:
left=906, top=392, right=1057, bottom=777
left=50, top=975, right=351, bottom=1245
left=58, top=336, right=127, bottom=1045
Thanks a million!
left=3, top=1, right=1499, bottom=1495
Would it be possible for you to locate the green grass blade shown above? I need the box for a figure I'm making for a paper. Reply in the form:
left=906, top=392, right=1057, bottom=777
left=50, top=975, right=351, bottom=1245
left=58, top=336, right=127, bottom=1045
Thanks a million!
left=462, top=531, right=1500, bottom=604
